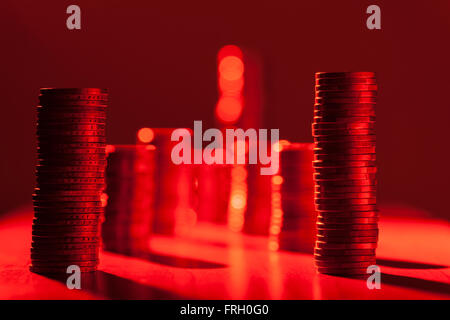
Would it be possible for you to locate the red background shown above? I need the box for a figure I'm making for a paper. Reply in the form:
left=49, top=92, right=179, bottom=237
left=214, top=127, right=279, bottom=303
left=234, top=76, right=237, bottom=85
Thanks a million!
left=0, top=0, right=449, bottom=220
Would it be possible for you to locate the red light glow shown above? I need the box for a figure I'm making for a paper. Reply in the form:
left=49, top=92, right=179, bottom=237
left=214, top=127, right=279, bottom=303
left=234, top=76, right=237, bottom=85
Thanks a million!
left=137, top=127, right=155, bottom=143
left=219, top=56, right=244, bottom=81
left=216, top=45, right=245, bottom=125
left=215, top=96, right=243, bottom=123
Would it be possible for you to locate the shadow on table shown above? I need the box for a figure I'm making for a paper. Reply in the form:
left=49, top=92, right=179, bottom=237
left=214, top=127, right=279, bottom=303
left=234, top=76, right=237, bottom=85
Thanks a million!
left=47, top=271, right=187, bottom=299
left=381, top=273, right=450, bottom=296
left=377, top=258, right=447, bottom=269
left=105, top=248, right=227, bottom=269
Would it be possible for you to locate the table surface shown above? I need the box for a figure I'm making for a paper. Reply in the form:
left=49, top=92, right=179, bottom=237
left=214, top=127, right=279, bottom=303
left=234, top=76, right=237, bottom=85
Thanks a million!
left=0, top=206, right=449, bottom=300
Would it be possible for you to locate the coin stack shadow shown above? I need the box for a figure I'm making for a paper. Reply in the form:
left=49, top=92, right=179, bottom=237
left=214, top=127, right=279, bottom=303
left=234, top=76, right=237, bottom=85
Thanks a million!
left=312, top=72, right=378, bottom=277
left=31, top=88, right=108, bottom=274
left=102, top=145, right=156, bottom=257
left=277, top=143, right=316, bottom=253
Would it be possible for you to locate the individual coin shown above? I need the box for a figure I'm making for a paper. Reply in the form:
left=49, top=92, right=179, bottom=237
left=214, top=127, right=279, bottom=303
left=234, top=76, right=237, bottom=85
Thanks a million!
left=315, top=204, right=378, bottom=212
left=315, top=72, right=376, bottom=79
left=35, top=172, right=105, bottom=179
left=31, top=242, right=99, bottom=249
left=38, top=100, right=107, bottom=107
left=36, top=123, right=105, bottom=131
left=31, top=249, right=99, bottom=257
left=314, top=166, right=377, bottom=174
left=314, top=247, right=376, bottom=256
left=315, top=84, right=378, bottom=91
left=40, top=88, right=108, bottom=95
left=314, top=103, right=376, bottom=111
left=314, top=185, right=377, bottom=193
left=31, top=235, right=100, bottom=242
left=314, top=140, right=376, bottom=149
left=313, top=116, right=376, bottom=123
left=36, top=129, right=106, bottom=136
left=315, top=97, right=377, bottom=104
left=315, top=241, right=377, bottom=249
left=39, top=92, right=108, bottom=100
left=315, top=198, right=377, bottom=205
left=317, top=212, right=378, bottom=219
left=315, top=78, right=377, bottom=85
left=315, top=180, right=376, bottom=188
left=314, top=191, right=377, bottom=199
left=317, top=211, right=379, bottom=218
left=37, top=114, right=106, bottom=122
left=33, top=213, right=101, bottom=220
left=33, top=202, right=103, bottom=209
left=34, top=207, right=103, bottom=214
left=32, top=230, right=99, bottom=237
left=37, top=147, right=106, bottom=155
left=36, top=154, right=107, bottom=162
left=316, top=216, right=379, bottom=224
left=37, top=159, right=107, bottom=166
left=312, top=122, right=375, bottom=131
left=316, top=91, right=377, bottom=98
left=33, top=189, right=102, bottom=196
left=317, top=229, right=378, bottom=237
left=35, top=177, right=105, bottom=184
left=30, top=265, right=98, bottom=274
left=314, top=109, right=376, bottom=118
left=37, top=111, right=107, bottom=120
left=313, top=129, right=376, bottom=137
left=316, top=235, right=378, bottom=243
left=315, top=260, right=376, bottom=268
left=314, top=172, right=376, bottom=181
left=313, top=145, right=376, bottom=154
left=30, top=261, right=99, bottom=268
left=314, top=153, right=376, bottom=161
left=33, top=194, right=101, bottom=202
left=37, top=136, right=106, bottom=143
left=32, top=224, right=99, bottom=232
left=35, top=165, right=105, bottom=173
left=313, top=160, right=376, bottom=168
left=314, top=254, right=376, bottom=262
left=316, top=223, right=379, bottom=231
left=32, top=218, right=100, bottom=226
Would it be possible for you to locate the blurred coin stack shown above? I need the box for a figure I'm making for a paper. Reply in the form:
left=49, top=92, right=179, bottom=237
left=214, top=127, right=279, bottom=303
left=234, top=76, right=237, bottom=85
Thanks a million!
left=312, top=72, right=378, bottom=276
left=31, top=88, right=108, bottom=274
left=150, top=128, right=196, bottom=235
left=195, top=161, right=231, bottom=225
left=102, top=145, right=156, bottom=256
left=243, top=165, right=273, bottom=235
left=277, top=143, right=316, bottom=253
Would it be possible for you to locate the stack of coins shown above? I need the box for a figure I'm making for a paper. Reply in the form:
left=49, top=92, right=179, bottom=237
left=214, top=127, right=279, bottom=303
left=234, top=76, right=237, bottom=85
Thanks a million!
left=277, top=143, right=316, bottom=253
left=195, top=161, right=231, bottom=225
left=102, top=145, right=156, bottom=256
left=312, top=72, right=378, bottom=276
left=150, top=128, right=196, bottom=235
left=31, top=88, right=107, bottom=274
left=243, top=164, right=273, bottom=235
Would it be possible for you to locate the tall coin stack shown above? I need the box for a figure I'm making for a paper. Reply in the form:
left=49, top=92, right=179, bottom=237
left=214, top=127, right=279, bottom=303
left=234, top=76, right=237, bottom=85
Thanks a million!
left=278, top=143, right=316, bottom=253
left=102, top=145, right=156, bottom=256
left=31, top=88, right=108, bottom=274
left=312, top=72, right=378, bottom=276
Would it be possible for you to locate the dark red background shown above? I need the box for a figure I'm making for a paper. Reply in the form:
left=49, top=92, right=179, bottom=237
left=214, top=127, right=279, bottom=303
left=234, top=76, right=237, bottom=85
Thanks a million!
left=0, top=0, right=449, bottom=220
